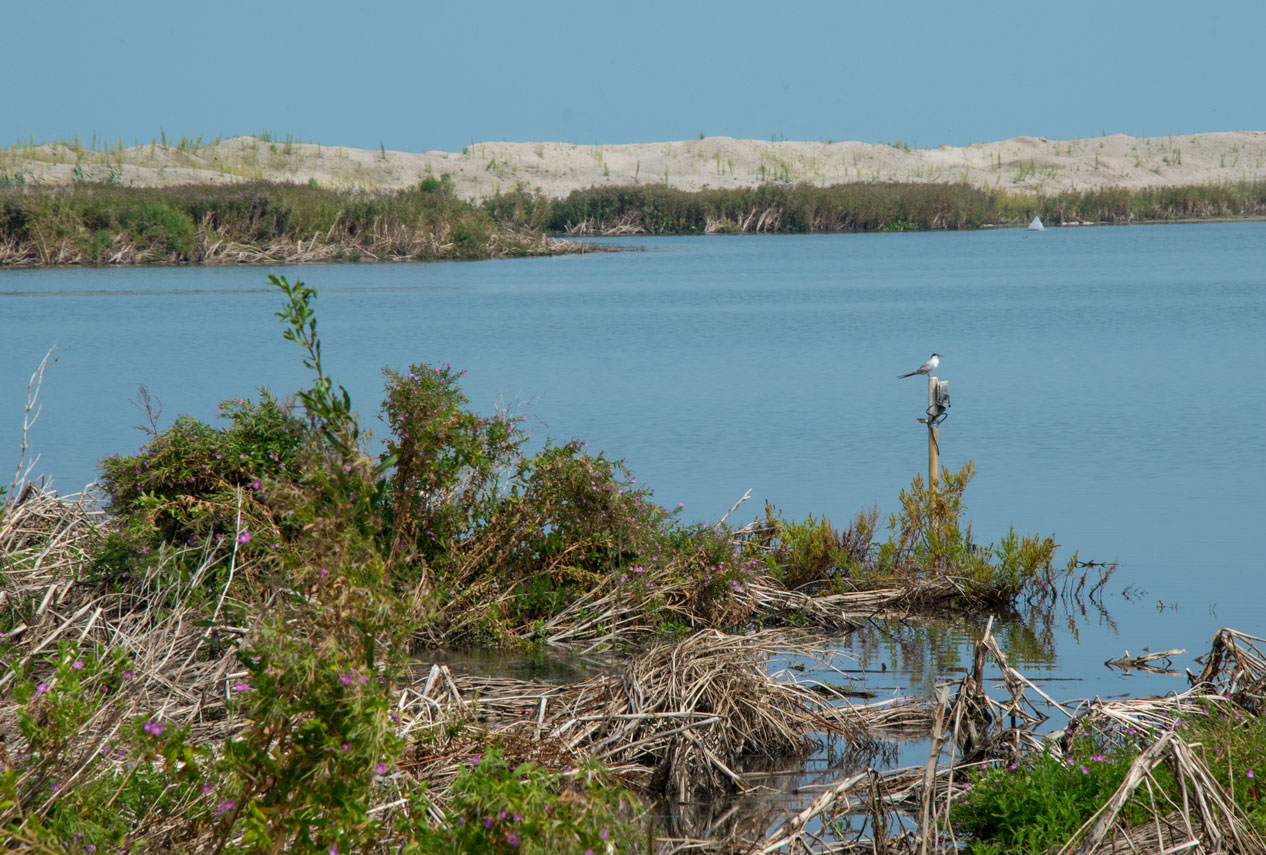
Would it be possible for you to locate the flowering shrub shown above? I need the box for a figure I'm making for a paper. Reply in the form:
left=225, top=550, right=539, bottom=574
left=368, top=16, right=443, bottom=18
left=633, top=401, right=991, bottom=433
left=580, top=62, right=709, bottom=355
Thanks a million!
left=98, top=392, right=304, bottom=555
left=622, top=524, right=761, bottom=628
left=953, top=737, right=1136, bottom=853
left=217, top=601, right=426, bottom=855
left=420, top=746, right=642, bottom=855
left=382, top=362, right=522, bottom=567
left=954, top=704, right=1266, bottom=852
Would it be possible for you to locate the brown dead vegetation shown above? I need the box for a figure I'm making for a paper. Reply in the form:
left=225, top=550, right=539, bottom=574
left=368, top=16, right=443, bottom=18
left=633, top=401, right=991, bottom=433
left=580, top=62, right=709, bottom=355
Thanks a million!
left=4, top=483, right=1260, bottom=854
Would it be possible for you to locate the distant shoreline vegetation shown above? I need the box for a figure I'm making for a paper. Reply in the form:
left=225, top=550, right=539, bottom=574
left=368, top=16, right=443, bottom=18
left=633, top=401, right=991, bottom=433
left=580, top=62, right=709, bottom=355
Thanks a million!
left=500, top=179, right=1266, bottom=235
left=0, top=178, right=582, bottom=267
left=2, top=177, right=1265, bottom=266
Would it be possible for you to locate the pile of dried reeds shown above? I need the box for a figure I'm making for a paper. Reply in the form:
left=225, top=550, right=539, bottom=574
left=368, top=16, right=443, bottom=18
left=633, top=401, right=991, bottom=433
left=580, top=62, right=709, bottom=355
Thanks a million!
left=399, top=631, right=925, bottom=801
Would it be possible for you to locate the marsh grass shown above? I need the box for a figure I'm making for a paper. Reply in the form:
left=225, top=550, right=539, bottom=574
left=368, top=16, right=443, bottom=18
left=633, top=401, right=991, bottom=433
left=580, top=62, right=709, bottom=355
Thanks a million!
left=486, top=179, right=1266, bottom=237
left=0, top=180, right=572, bottom=266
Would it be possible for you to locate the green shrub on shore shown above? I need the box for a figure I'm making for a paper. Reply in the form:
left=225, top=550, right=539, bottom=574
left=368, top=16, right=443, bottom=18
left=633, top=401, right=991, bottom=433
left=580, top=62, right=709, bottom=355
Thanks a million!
left=420, top=747, right=642, bottom=855
left=756, top=462, right=1060, bottom=606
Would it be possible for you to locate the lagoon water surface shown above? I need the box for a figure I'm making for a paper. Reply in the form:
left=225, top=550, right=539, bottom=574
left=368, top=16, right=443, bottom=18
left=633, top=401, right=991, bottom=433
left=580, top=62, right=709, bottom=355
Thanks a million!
left=3, top=222, right=1264, bottom=703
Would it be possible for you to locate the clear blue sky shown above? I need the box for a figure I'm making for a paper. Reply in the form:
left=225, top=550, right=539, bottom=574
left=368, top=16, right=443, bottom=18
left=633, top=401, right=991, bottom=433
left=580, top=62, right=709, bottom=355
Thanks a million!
left=4, top=0, right=1262, bottom=152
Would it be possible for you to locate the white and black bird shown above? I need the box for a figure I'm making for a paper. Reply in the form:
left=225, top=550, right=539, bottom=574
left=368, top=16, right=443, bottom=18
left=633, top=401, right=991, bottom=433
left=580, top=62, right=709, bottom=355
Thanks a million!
left=898, top=353, right=941, bottom=379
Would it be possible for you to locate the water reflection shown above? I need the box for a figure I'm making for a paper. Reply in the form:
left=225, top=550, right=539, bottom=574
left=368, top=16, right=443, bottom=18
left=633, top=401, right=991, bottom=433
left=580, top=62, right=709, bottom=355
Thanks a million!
left=417, top=646, right=610, bottom=684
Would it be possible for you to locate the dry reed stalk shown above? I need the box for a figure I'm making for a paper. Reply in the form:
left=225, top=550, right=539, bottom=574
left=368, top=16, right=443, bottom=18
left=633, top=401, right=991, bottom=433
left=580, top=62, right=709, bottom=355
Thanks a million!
left=1189, top=628, right=1266, bottom=708
left=0, top=488, right=257, bottom=849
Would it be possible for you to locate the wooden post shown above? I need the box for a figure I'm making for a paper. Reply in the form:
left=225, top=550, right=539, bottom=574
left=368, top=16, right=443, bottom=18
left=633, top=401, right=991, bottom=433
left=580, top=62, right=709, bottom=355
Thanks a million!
left=927, top=375, right=939, bottom=484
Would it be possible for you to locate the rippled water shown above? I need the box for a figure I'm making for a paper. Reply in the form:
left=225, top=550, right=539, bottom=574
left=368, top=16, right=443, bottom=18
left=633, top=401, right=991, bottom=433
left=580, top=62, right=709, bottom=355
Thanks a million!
left=4, top=223, right=1264, bottom=707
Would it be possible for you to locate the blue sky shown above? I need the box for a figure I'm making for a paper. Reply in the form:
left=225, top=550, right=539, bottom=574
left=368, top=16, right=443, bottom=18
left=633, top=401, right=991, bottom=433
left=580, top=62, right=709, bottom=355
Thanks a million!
left=4, top=0, right=1262, bottom=152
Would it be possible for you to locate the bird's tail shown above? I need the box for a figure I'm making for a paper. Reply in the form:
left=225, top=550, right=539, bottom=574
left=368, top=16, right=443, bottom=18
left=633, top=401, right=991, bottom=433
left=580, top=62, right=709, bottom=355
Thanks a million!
left=898, top=371, right=916, bottom=378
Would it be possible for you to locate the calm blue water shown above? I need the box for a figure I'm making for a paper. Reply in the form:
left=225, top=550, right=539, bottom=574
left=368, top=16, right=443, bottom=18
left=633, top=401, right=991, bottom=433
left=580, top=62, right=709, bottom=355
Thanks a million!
left=4, top=223, right=1264, bottom=702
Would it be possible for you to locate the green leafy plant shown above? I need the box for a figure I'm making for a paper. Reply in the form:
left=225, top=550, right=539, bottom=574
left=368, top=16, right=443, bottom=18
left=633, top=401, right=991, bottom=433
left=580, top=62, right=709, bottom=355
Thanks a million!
left=382, top=363, right=521, bottom=568
left=954, top=738, right=1137, bottom=854
left=419, top=745, right=643, bottom=854
left=2, top=643, right=211, bottom=852
left=758, top=463, right=1057, bottom=605
left=98, top=392, right=305, bottom=554
left=119, top=200, right=195, bottom=256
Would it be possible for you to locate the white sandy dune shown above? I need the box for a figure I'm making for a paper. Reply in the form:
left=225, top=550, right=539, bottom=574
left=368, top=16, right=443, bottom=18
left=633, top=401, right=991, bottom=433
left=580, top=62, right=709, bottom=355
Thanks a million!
left=5, top=132, right=1266, bottom=200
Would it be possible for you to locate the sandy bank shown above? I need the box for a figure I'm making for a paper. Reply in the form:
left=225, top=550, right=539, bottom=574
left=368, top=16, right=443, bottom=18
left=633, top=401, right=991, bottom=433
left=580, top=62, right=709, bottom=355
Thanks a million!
left=5, top=131, right=1266, bottom=200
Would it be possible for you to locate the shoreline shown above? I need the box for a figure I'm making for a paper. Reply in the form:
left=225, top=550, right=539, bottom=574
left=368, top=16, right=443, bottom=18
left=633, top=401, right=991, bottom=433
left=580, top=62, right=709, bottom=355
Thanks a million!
left=4, top=176, right=1265, bottom=268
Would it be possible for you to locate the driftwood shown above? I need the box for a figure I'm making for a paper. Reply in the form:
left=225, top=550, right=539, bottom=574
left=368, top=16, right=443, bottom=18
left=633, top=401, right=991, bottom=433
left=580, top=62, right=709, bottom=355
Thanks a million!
left=1105, top=647, right=1186, bottom=675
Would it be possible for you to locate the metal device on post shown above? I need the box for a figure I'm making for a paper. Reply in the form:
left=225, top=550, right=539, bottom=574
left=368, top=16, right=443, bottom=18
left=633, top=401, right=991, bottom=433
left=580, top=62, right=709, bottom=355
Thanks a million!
left=917, top=376, right=950, bottom=483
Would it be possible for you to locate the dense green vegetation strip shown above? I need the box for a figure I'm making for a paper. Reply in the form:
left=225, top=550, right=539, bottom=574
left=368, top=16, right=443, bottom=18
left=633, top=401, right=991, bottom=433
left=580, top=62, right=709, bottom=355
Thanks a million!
left=0, top=177, right=562, bottom=266
left=488, top=179, right=1266, bottom=234
left=3, top=177, right=1265, bottom=266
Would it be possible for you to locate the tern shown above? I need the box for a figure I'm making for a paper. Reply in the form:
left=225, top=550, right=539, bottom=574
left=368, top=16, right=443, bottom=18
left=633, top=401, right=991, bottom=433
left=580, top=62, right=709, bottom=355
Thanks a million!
left=898, top=353, right=941, bottom=379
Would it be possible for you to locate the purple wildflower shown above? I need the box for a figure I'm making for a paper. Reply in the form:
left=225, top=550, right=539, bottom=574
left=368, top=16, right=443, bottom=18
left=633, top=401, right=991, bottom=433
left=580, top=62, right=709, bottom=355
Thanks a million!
left=376, top=761, right=388, bottom=775
left=72, top=660, right=85, bottom=670
left=143, top=719, right=165, bottom=737
left=483, top=816, right=494, bottom=829
left=36, top=682, right=48, bottom=694
left=236, top=530, right=251, bottom=544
